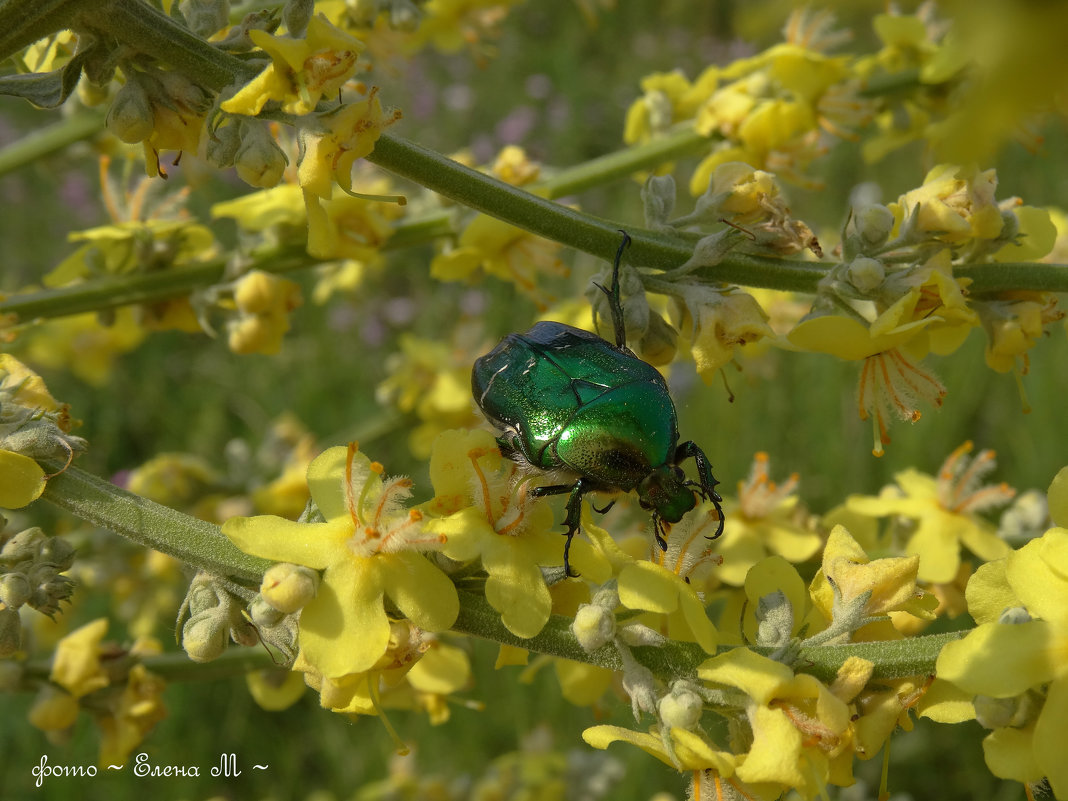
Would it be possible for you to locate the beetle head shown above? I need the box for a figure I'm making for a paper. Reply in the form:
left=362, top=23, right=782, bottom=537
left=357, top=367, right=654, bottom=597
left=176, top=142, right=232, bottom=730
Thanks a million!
left=637, top=464, right=696, bottom=524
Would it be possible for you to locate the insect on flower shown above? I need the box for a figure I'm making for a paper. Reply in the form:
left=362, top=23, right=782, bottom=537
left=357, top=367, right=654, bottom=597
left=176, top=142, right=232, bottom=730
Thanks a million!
left=471, top=232, right=725, bottom=575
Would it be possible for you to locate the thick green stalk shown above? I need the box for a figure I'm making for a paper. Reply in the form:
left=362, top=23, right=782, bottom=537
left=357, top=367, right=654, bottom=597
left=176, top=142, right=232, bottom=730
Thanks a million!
left=451, top=589, right=962, bottom=682
left=41, top=464, right=271, bottom=583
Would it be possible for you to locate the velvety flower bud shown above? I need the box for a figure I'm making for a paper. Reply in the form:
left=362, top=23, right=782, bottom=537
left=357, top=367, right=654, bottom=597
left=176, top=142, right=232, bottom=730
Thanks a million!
left=249, top=595, right=286, bottom=628
left=847, top=256, right=886, bottom=294
left=0, top=606, right=22, bottom=657
left=0, top=572, right=31, bottom=608
left=260, top=562, right=319, bottom=614
left=234, top=123, right=288, bottom=188
left=2, top=527, right=46, bottom=562
left=573, top=603, right=616, bottom=652
left=658, top=681, right=703, bottom=731
left=854, top=203, right=895, bottom=248
left=106, top=78, right=155, bottom=144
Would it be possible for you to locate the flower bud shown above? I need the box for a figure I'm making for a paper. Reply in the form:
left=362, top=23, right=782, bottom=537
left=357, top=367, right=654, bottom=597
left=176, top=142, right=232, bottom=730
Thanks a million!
left=658, top=681, right=703, bottom=731
left=206, top=118, right=243, bottom=168
left=248, top=595, right=286, bottom=628
left=636, top=311, right=678, bottom=366
left=572, top=603, right=616, bottom=652
left=0, top=606, right=22, bottom=657
left=847, top=257, right=885, bottom=294
left=283, top=0, right=315, bottom=37
left=106, top=78, right=155, bottom=144
left=0, top=572, right=31, bottom=608
left=182, top=609, right=231, bottom=662
left=180, top=0, right=231, bottom=38
left=642, top=174, right=676, bottom=229
left=2, top=527, right=46, bottom=562
left=853, top=203, right=895, bottom=248
left=234, top=123, right=288, bottom=189
left=260, top=562, right=319, bottom=614
left=754, top=590, right=794, bottom=648
left=37, top=536, right=76, bottom=571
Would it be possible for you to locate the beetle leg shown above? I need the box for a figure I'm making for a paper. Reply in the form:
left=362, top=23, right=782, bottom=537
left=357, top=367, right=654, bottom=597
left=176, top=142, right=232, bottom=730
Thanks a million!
left=591, top=498, right=616, bottom=515
left=652, top=516, right=668, bottom=550
left=592, top=231, right=631, bottom=351
left=531, top=479, right=591, bottom=577
left=675, top=441, right=725, bottom=539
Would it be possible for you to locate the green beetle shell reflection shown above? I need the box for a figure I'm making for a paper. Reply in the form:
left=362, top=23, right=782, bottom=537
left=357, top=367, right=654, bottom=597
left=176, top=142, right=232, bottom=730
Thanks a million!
left=471, top=233, right=724, bottom=575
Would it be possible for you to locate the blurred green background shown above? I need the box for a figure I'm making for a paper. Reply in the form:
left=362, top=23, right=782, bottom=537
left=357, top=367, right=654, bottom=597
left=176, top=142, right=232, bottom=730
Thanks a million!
left=1, top=0, right=1064, bottom=799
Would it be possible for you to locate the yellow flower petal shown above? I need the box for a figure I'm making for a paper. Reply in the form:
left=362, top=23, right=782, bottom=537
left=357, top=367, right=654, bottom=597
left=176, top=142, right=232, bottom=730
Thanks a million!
left=222, top=516, right=344, bottom=569
left=1007, top=527, right=1068, bottom=629
left=698, top=647, right=793, bottom=705
left=299, top=558, right=389, bottom=678
left=379, top=551, right=459, bottom=633
left=1033, top=677, right=1068, bottom=799
left=0, top=450, right=47, bottom=508
left=964, top=559, right=1016, bottom=625
left=618, top=561, right=680, bottom=614
left=1049, top=467, right=1068, bottom=528
left=936, top=620, right=1057, bottom=697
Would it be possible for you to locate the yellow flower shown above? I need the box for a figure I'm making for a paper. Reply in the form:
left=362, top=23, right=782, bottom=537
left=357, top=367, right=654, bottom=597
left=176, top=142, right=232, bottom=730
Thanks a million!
left=430, top=212, right=566, bottom=310
left=889, top=164, right=1004, bottom=245
left=304, top=177, right=404, bottom=260
left=937, top=523, right=1068, bottom=799
left=982, top=293, right=1064, bottom=374
left=713, top=453, right=821, bottom=586
left=423, top=429, right=602, bottom=638
left=583, top=722, right=737, bottom=774
left=19, top=309, right=147, bottom=386
left=226, top=270, right=303, bottom=355
left=698, top=646, right=852, bottom=797
left=847, top=442, right=1014, bottom=583
left=376, top=335, right=484, bottom=459
left=298, top=88, right=402, bottom=200
left=222, top=443, right=459, bottom=679
left=221, top=14, right=364, bottom=116
left=96, top=653, right=167, bottom=767
left=671, top=288, right=774, bottom=383
left=810, top=525, right=937, bottom=639
left=50, top=618, right=110, bottom=698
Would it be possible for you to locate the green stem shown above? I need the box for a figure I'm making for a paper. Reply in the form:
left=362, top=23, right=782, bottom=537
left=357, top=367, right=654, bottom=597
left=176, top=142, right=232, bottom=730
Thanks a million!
left=0, top=213, right=454, bottom=323
left=451, top=589, right=962, bottom=682
left=41, top=463, right=271, bottom=584
left=0, top=110, right=106, bottom=180
left=538, top=124, right=710, bottom=199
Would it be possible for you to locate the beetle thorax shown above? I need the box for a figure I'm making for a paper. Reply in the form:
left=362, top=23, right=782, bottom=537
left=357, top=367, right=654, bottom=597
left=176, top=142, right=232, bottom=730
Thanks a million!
left=636, top=464, right=696, bottom=524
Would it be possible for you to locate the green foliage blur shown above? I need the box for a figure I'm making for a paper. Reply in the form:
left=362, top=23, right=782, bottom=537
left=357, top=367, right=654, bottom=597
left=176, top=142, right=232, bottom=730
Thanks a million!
left=1, top=1, right=1064, bottom=799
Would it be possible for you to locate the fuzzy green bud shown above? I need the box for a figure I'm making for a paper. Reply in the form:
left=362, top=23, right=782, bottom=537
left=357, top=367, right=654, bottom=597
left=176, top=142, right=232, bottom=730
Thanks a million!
left=658, top=681, right=703, bottom=731
left=0, top=572, right=31, bottom=608
left=235, top=122, right=288, bottom=189
left=106, top=78, right=155, bottom=144
left=755, top=590, right=794, bottom=648
left=641, top=174, right=676, bottom=230
left=37, top=537, right=76, bottom=571
left=573, top=603, right=616, bottom=652
left=182, top=609, right=231, bottom=662
left=248, top=595, right=286, bottom=628
left=854, top=203, right=895, bottom=248
left=1, top=527, right=46, bottom=563
left=282, top=0, right=314, bottom=37
left=180, top=0, right=231, bottom=38
left=207, top=118, right=243, bottom=168
left=0, top=606, right=22, bottom=657
left=260, top=562, right=318, bottom=614
left=847, top=256, right=885, bottom=294
left=636, top=310, right=678, bottom=367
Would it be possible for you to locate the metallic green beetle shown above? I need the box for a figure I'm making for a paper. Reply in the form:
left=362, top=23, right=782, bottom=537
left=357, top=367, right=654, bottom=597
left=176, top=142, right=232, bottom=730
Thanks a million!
left=471, top=233, right=724, bottom=575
